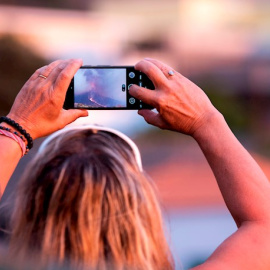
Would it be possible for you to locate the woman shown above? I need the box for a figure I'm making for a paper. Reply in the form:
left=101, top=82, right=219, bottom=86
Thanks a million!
left=9, top=124, right=174, bottom=269
left=1, top=58, right=270, bottom=269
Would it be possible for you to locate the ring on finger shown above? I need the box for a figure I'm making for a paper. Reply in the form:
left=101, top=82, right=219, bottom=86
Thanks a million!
left=168, top=70, right=175, bottom=76
left=38, top=74, right=47, bottom=79
left=36, top=60, right=63, bottom=80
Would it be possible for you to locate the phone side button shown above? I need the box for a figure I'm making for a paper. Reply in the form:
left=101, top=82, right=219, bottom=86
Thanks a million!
left=129, top=72, right=135, bottom=79
left=129, top=98, right=136, bottom=105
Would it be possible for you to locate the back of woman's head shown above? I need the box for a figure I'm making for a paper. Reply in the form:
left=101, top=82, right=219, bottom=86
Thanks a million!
left=9, top=128, right=174, bottom=269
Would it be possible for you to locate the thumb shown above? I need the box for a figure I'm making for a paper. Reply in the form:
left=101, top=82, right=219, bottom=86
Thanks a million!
left=62, top=109, right=89, bottom=125
left=138, top=110, right=169, bottom=129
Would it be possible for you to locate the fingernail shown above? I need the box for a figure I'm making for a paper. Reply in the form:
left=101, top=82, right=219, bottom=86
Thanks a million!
left=75, top=58, right=83, bottom=64
left=144, top=58, right=152, bottom=61
left=70, top=58, right=83, bottom=63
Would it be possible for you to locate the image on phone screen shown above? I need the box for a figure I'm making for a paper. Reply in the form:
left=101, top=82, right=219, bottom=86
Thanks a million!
left=64, top=66, right=154, bottom=110
left=74, top=68, right=126, bottom=108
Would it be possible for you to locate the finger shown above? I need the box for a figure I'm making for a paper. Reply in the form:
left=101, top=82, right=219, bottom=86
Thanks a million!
left=53, top=59, right=83, bottom=94
left=134, top=59, right=167, bottom=87
left=138, top=109, right=169, bottom=129
left=48, top=59, right=71, bottom=84
left=19, top=60, right=64, bottom=94
left=129, top=84, right=157, bottom=108
left=31, top=60, right=63, bottom=81
left=144, top=58, right=180, bottom=79
left=61, top=109, right=89, bottom=125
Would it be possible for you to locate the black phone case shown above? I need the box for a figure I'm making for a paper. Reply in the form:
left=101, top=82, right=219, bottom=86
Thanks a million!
left=64, top=66, right=154, bottom=110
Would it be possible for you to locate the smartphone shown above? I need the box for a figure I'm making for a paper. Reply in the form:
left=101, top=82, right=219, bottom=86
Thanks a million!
left=64, top=66, right=154, bottom=110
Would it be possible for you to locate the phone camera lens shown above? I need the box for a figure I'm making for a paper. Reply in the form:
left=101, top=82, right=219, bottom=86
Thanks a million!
left=129, top=72, right=135, bottom=79
left=122, top=84, right=126, bottom=92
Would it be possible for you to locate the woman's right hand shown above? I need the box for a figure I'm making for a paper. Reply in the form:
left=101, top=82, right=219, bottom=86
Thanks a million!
left=129, top=58, right=220, bottom=136
left=6, top=59, right=88, bottom=139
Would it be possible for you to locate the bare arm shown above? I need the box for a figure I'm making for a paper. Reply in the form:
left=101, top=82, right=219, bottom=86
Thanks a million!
left=0, top=59, right=88, bottom=198
left=0, top=135, right=21, bottom=197
left=191, top=112, right=270, bottom=270
left=193, top=113, right=270, bottom=228
left=129, top=58, right=270, bottom=269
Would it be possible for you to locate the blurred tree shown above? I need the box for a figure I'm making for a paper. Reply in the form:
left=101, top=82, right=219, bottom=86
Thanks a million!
left=206, top=90, right=249, bottom=133
left=0, top=35, right=47, bottom=116
left=191, top=76, right=249, bottom=133
left=192, top=73, right=270, bottom=156
left=0, top=0, right=94, bottom=10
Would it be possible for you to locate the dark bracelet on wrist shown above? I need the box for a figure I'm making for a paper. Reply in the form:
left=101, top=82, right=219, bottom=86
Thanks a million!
left=0, top=116, right=34, bottom=149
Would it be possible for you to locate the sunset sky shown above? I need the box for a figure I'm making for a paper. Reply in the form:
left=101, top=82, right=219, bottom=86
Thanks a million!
left=1, top=0, right=269, bottom=131
left=1, top=2, right=270, bottom=268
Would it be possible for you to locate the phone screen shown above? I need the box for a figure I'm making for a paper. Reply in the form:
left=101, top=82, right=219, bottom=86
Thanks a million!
left=74, top=68, right=127, bottom=109
left=64, top=66, right=154, bottom=110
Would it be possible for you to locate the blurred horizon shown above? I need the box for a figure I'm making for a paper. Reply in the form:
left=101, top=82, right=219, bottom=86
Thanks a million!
left=0, top=1, right=270, bottom=269
left=1, top=0, right=270, bottom=224
left=0, top=1, right=269, bottom=142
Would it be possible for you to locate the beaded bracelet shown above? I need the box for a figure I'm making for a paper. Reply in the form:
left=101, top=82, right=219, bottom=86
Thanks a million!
left=0, top=126, right=26, bottom=142
left=0, top=127, right=28, bottom=156
left=0, top=116, right=33, bottom=149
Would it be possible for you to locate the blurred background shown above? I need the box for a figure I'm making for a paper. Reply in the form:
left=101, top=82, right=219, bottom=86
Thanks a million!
left=0, top=0, right=270, bottom=269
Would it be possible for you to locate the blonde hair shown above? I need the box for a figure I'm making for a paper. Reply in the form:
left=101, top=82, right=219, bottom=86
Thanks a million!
left=9, top=129, right=174, bottom=269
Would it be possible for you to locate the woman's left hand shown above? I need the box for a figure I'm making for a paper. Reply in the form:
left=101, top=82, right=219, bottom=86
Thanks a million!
left=129, top=58, right=217, bottom=136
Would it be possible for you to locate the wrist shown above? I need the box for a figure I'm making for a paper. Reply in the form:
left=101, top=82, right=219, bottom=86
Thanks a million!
left=0, top=126, right=28, bottom=156
left=6, top=113, right=29, bottom=133
left=192, top=110, right=225, bottom=142
left=1, top=122, right=14, bottom=130
left=0, top=116, right=34, bottom=150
